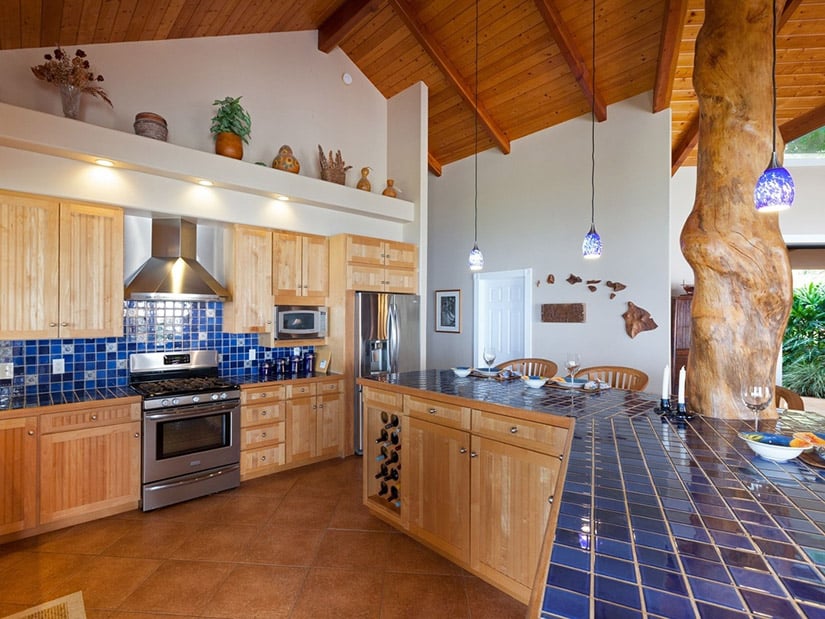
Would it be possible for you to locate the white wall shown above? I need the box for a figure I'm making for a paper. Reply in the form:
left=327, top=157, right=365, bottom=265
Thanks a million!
left=427, top=93, right=672, bottom=384
left=671, top=156, right=825, bottom=296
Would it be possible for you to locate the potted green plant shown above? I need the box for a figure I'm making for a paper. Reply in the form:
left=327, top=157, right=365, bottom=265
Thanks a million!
left=210, top=96, right=251, bottom=159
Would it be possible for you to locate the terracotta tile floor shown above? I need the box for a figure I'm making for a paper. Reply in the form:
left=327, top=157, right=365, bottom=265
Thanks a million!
left=0, top=456, right=527, bottom=618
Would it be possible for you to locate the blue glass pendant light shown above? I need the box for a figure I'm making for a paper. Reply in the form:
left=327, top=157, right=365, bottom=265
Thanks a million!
left=754, top=0, right=794, bottom=212
left=582, top=0, right=602, bottom=259
left=468, top=0, right=484, bottom=271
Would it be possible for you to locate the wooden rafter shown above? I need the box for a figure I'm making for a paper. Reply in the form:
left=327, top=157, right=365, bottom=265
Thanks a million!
left=318, top=0, right=380, bottom=53
left=781, top=103, right=825, bottom=144
left=387, top=0, right=510, bottom=155
left=532, top=0, right=606, bottom=121
left=671, top=112, right=699, bottom=175
left=652, top=0, right=689, bottom=112
left=428, top=153, right=443, bottom=177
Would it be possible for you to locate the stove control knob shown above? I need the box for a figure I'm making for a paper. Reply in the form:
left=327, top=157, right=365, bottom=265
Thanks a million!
left=211, top=393, right=220, bottom=401
left=220, top=392, right=228, bottom=400
left=192, top=395, right=200, bottom=403
left=172, top=398, right=180, bottom=406
left=161, top=399, right=170, bottom=407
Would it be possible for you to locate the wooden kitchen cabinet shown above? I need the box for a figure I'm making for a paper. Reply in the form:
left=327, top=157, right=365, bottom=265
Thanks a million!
left=330, top=234, right=418, bottom=293
left=223, top=224, right=273, bottom=333
left=39, top=400, right=141, bottom=525
left=285, top=378, right=344, bottom=465
left=273, top=231, right=329, bottom=303
left=240, top=384, right=287, bottom=480
left=362, top=385, right=405, bottom=524
left=0, top=416, right=38, bottom=536
left=0, top=191, right=123, bottom=339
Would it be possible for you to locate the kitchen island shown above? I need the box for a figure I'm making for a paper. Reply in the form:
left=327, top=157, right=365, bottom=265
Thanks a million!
left=360, top=370, right=825, bottom=618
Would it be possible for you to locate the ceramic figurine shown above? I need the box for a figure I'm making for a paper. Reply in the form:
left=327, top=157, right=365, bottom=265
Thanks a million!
left=357, top=167, right=372, bottom=192
left=382, top=179, right=397, bottom=198
left=272, top=145, right=300, bottom=174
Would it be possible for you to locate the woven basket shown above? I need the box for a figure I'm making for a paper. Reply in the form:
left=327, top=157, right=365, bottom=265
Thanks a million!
left=133, top=112, right=168, bottom=141
left=321, top=168, right=347, bottom=185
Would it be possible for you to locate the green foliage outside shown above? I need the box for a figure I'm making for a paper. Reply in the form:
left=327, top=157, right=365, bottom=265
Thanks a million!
left=782, top=282, right=825, bottom=398
left=786, top=126, right=825, bottom=154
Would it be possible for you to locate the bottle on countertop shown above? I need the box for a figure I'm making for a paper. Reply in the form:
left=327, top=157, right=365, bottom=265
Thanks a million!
left=303, top=352, right=315, bottom=375
left=259, top=360, right=273, bottom=381
left=290, top=355, right=301, bottom=376
left=274, top=358, right=286, bottom=377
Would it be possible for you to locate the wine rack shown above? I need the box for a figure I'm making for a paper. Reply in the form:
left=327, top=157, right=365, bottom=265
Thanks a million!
left=362, top=387, right=404, bottom=520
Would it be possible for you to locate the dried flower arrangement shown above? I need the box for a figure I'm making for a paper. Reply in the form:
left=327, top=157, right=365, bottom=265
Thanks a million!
left=318, top=145, right=352, bottom=185
left=31, top=47, right=112, bottom=107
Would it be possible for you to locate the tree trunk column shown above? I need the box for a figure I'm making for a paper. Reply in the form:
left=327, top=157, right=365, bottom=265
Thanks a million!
left=681, top=0, right=792, bottom=420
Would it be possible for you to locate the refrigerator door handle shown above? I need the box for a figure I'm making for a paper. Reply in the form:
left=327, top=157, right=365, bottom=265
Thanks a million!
left=387, top=301, right=399, bottom=373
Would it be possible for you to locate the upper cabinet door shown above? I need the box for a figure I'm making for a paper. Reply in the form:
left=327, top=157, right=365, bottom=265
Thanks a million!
left=0, top=193, right=60, bottom=339
left=224, top=224, right=273, bottom=333
left=302, top=234, right=328, bottom=299
left=59, top=202, right=124, bottom=339
left=273, top=231, right=303, bottom=297
left=345, top=235, right=385, bottom=266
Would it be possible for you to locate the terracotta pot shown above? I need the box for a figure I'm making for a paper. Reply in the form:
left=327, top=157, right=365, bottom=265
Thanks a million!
left=215, top=132, right=243, bottom=159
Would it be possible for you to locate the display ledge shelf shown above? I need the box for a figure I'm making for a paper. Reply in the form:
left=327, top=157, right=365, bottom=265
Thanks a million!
left=0, top=103, right=414, bottom=223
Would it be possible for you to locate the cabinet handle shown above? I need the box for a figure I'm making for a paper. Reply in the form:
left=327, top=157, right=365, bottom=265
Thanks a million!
left=556, top=454, right=564, bottom=461
left=318, top=403, right=324, bottom=409
left=459, top=447, right=467, bottom=454
left=61, top=322, right=68, bottom=327
left=428, top=408, right=437, bottom=415
left=28, top=430, right=35, bottom=436
left=261, top=410, right=269, bottom=416
left=548, top=495, right=554, bottom=504
left=266, top=320, right=272, bottom=325
left=261, top=455, right=267, bottom=462
left=49, top=322, right=57, bottom=327
left=260, top=393, right=267, bottom=398
left=261, top=432, right=267, bottom=438
left=90, top=414, right=98, bottom=421
left=134, top=432, right=140, bottom=438
left=470, top=451, right=478, bottom=458
left=509, top=426, right=518, bottom=434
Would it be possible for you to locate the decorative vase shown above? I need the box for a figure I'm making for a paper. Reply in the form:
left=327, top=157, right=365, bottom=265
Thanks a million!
left=382, top=179, right=397, bottom=198
left=215, top=132, right=243, bottom=159
left=134, top=112, right=168, bottom=141
left=59, top=83, right=81, bottom=119
left=357, top=167, right=371, bottom=191
left=272, top=145, right=300, bottom=173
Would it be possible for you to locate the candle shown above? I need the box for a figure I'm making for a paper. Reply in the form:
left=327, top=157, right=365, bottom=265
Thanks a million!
left=662, top=364, right=670, bottom=399
left=678, top=366, right=686, bottom=404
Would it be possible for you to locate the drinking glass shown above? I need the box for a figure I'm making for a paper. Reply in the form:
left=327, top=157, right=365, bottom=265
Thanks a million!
left=741, top=383, right=772, bottom=431
left=565, top=353, right=581, bottom=381
left=482, top=347, right=496, bottom=375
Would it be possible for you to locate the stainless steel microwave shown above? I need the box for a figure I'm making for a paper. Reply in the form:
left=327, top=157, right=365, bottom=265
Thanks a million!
left=273, top=306, right=327, bottom=340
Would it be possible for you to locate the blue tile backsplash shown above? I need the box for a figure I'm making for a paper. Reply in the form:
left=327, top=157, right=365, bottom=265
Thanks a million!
left=0, top=300, right=307, bottom=397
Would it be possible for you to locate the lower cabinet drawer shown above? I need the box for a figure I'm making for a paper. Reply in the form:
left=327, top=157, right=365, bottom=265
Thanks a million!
left=472, top=409, right=567, bottom=456
left=241, top=422, right=285, bottom=448
left=406, top=395, right=471, bottom=430
left=242, top=402, right=286, bottom=425
left=242, top=444, right=285, bottom=473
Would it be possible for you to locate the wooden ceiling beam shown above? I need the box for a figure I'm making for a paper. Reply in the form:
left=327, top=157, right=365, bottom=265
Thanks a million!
left=652, top=0, right=689, bottom=112
left=318, top=0, right=381, bottom=53
left=532, top=0, right=606, bottom=122
left=779, top=0, right=802, bottom=29
left=387, top=0, right=510, bottom=155
left=428, top=152, right=443, bottom=177
left=671, top=112, right=698, bottom=175
left=781, top=103, right=825, bottom=144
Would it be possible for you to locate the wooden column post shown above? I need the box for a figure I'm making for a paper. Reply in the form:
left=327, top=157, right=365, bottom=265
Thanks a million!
left=680, top=0, right=792, bottom=419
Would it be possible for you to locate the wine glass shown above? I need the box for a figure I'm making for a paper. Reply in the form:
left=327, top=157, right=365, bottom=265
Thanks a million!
left=482, top=347, right=496, bottom=375
left=565, top=353, right=581, bottom=382
left=741, top=383, right=772, bottom=431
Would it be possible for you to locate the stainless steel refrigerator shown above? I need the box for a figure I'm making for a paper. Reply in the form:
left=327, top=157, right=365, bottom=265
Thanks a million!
left=354, top=292, right=420, bottom=454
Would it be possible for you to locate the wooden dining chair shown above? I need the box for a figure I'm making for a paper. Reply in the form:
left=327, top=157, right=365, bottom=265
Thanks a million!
left=496, top=357, right=558, bottom=378
left=579, top=366, right=649, bottom=391
left=775, top=385, right=804, bottom=410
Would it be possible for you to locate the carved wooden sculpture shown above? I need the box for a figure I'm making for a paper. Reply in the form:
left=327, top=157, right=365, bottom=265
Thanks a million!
left=622, top=302, right=657, bottom=338
left=680, top=0, right=792, bottom=419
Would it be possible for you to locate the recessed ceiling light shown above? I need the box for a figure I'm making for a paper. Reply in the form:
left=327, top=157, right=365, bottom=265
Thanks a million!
left=342, top=73, right=353, bottom=85
left=94, top=159, right=114, bottom=167
left=277, top=195, right=289, bottom=201
left=198, top=180, right=213, bottom=187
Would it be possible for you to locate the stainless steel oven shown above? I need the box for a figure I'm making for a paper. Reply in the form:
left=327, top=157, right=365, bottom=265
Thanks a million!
left=130, top=350, right=241, bottom=511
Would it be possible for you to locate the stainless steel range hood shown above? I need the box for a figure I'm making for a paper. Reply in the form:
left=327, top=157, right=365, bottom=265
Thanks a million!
left=124, top=218, right=231, bottom=301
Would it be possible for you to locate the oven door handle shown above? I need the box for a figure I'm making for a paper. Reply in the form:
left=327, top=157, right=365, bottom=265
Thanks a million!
left=144, top=401, right=239, bottom=422
left=144, top=464, right=241, bottom=493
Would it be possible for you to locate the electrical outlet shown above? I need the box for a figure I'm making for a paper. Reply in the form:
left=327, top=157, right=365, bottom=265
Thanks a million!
left=248, top=348, right=257, bottom=361
left=52, top=358, right=65, bottom=374
left=0, top=363, right=12, bottom=379
left=293, top=347, right=302, bottom=356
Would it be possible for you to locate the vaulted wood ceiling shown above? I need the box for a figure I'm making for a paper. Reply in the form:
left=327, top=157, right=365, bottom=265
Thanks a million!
left=2, top=0, right=824, bottom=177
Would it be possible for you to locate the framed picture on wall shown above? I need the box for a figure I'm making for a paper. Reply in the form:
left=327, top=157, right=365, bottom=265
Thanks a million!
left=435, top=289, right=461, bottom=333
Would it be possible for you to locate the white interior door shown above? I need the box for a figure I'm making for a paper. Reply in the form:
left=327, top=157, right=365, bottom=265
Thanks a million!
left=473, top=269, right=532, bottom=368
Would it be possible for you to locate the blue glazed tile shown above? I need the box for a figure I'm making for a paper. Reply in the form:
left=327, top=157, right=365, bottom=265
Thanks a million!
left=784, top=577, right=825, bottom=605
left=548, top=565, right=589, bottom=595
left=718, top=548, right=768, bottom=572
left=594, top=575, right=640, bottom=609
left=642, top=587, right=694, bottom=617
left=728, top=566, right=785, bottom=597
left=594, top=554, right=636, bottom=583
left=541, top=585, right=589, bottom=618
left=766, top=556, right=822, bottom=582
left=752, top=538, right=804, bottom=561
left=594, top=537, right=633, bottom=561
left=688, top=576, right=746, bottom=610
left=636, top=546, right=679, bottom=571
left=740, top=589, right=803, bottom=618
left=709, top=529, right=757, bottom=551
left=633, top=530, right=673, bottom=552
left=551, top=544, right=590, bottom=571
left=630, top=515, right=669, bottom=535
left=799, top=603, right=825, bottom=619
left=671, top=523, right=712, bottom=543
left=593, top=600, right=643, bottom=619
left=639, top=565, right=688, bottom=596
left=695, top=602, right=752, bottom=619
left=596, top=522, right=631, bottom=543
left=681, top=555, right=732, bottom=584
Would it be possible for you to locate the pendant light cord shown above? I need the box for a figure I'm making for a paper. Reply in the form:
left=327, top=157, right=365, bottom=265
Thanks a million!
left=771, top=0, right=777, bottom=155
left=473, top=0, right=479, bottom=244
left=590, top=0, right=596, bottom=225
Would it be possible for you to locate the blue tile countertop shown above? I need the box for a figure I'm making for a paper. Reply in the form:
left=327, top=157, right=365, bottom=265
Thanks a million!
left=368, top=371, right=825, bottom=619
left=0, top=385, right=138, bottom=411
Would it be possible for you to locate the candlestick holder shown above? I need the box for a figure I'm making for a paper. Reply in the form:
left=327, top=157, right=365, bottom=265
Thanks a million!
left=674, top=402, right=695, bottom=422
left=656, top=397, right=672, bottom=415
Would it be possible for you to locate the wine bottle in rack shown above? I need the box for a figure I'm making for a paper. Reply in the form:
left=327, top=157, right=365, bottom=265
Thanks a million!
left=375, top=429, right=389, bottom=444
left=387, top=485, right=401, bottom=508
left=383, top=467, right=399, bottom=481
left=375, top=463, right=389, bottom=479
left=378, top=481, right=389, bottom=496
left=384, top=413, right=400, bottom=429
left=375, top=445, right=390, bottom=462
left=387, top=450, right=399, bottom=464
